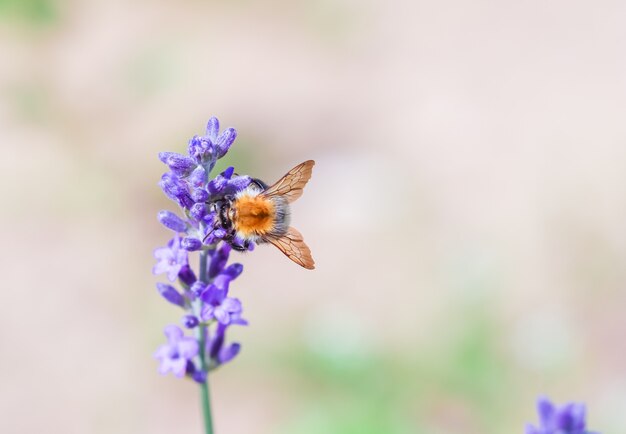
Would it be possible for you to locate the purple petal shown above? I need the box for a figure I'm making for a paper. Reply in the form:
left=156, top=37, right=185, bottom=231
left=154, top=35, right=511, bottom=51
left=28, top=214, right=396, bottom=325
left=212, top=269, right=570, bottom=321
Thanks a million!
left=230, top=313, right=248, bottom=326
left=166, top=264, right=183, bottom=282
left=213, top=306, right=231, bottom=325
left=200, top=304, right=215, bottom=322
left=164, top=325, right=184, bottom=342
left=175, top=243, right=188, bottom=261
left=557, top=403, right=586, bottom=430
left=177, top=338, right=199, bottom=359
left=152, top=260, right=170, bottom=276
left=222, top=297, right=242, bottom=313
left=524, top=424, right=540, bottom=434
left=169, top=357, right=188, bottom=378
left=153, top=344, right=173, bottom=360
left=153, top=246, right=172, bottom=260
left=569, top=403, right=587, bottom=430
left=537, top=397, right=556, bottom=429
left=157, top=358, right=174, bottom=375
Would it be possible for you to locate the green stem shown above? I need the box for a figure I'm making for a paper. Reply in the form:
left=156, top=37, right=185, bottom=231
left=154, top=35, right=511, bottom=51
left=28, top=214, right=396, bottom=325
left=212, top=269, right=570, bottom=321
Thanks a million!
left=197, top=249, right=214, bottom=434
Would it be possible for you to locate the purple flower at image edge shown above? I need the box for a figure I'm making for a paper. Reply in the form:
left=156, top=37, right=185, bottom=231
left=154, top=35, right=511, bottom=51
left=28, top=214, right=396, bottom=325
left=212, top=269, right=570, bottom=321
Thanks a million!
left=526, top=397, right=600, bottom=434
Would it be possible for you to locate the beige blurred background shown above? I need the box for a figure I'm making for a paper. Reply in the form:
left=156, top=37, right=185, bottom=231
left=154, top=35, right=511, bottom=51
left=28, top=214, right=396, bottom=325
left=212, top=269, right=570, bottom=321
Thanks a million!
left=1, top=0, right=626, bottom=433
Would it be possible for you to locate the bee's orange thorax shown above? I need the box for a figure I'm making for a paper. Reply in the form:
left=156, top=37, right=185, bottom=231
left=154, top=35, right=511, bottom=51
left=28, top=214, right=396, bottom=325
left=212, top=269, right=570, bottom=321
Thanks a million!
left=233, top=195, right=276, bottom=237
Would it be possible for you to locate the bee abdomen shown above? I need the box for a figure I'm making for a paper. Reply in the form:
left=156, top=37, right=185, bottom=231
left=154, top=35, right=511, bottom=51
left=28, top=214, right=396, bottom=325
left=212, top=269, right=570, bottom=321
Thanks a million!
left=268, top=196, right=290, bottom=236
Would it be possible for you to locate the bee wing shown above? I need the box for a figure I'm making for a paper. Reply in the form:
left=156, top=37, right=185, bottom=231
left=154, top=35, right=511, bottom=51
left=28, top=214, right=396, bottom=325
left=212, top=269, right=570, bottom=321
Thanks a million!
left=261, top=160, right=315, bottom=204
left=263, top=227, right=315, bottom=269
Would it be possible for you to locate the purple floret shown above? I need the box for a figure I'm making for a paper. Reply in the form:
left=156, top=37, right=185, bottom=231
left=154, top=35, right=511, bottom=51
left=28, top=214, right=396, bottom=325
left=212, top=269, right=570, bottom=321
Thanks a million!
left=153, top=237, right=189, bottom=282
left=154, top=325, right=199, bottom=378
left=526, top=397, right=599, bottom=434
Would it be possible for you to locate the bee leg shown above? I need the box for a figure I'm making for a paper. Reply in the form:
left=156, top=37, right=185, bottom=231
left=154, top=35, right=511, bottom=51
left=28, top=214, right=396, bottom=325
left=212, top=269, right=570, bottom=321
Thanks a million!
left=231, top=240, right=250, bottom=251
left=202, top=218, right=221, bottom=244
left=202, top=227, right=215, bottom=244
left=222, top=229, right=245, bottom=251
left=231, top=243, right=247, bottom=252
left=230, top=235, right=247, bottom=251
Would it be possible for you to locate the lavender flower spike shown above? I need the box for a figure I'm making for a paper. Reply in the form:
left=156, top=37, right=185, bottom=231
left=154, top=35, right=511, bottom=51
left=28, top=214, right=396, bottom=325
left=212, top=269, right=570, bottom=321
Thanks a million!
left=153, top=117, right=253, bottom=434
left=526, top=396, right=600, bottom=434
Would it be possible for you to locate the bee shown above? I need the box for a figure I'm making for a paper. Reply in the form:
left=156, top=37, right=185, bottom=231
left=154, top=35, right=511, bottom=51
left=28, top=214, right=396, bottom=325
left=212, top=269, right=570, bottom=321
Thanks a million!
left=209, top=160, right=315, bottom=269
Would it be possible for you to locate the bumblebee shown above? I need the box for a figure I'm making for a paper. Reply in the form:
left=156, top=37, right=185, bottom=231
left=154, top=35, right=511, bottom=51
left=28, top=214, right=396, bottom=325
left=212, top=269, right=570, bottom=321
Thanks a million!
left=209, top=160, right=315, bottom=269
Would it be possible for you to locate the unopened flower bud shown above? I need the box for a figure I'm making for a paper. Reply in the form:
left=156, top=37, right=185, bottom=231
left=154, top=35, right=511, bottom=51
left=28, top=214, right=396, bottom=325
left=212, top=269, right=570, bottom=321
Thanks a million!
left=181, top=237, right=202, bottom=251
left=157, top=283, right=185, bottom=307
left=190, top=203, right=207, bottom=221
left=191, top=189, right=209, bottom=203
left=216, top=128, right=237, bottom=158
left=157, top=210, right=187, bottom=232
left=190, top=281, right=207, bottom=297
left=158, top=152, right=196, bottom=176
left=181, top=314, right=199, bottom=329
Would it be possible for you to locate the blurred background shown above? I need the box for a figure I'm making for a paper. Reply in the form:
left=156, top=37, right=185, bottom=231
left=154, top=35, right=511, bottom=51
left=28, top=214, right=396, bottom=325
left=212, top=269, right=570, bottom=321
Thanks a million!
left=1, top=0, right=625, bottom=432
